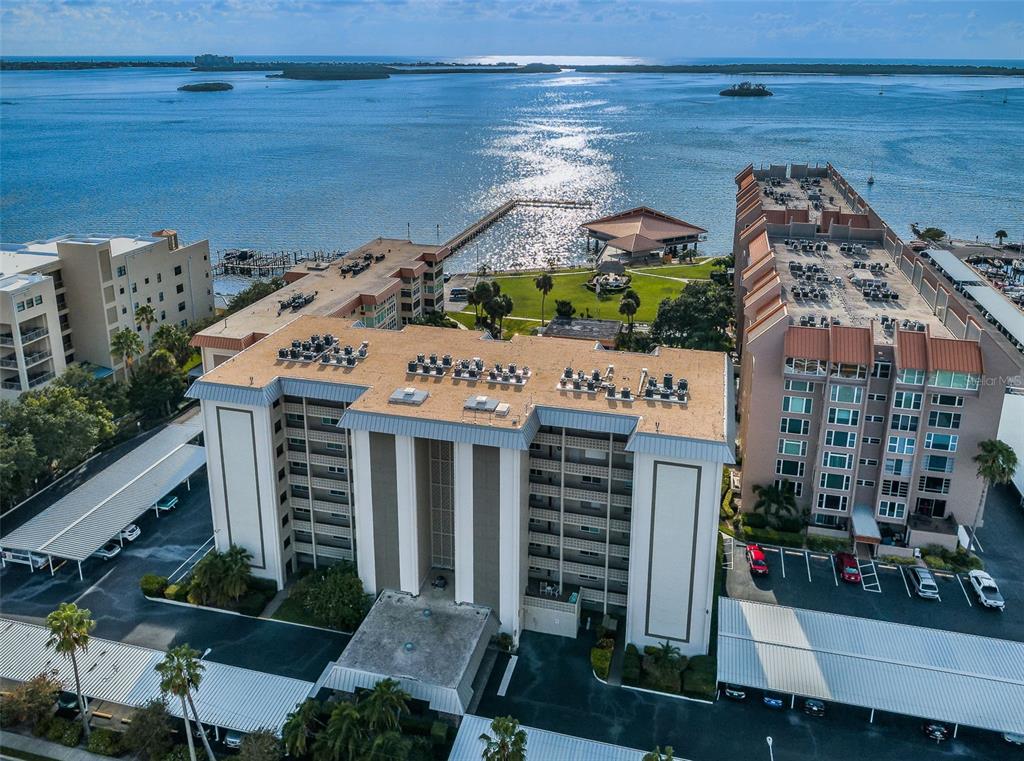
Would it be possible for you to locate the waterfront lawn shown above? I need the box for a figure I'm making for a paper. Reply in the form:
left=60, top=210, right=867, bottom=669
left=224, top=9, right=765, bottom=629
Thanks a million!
left=448, top=310, right=541, bottom=337
left=628, top=259, right=723, bottom=281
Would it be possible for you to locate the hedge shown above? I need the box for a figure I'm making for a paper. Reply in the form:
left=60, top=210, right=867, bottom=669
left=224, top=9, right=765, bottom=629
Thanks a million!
left=921, top=545, right=983, bottom=573
left=86, top=727, right=125, bottom=756
left=622, top=644, right=642, bottom=685
left=743, top=513, right=769, bottom=529
left=430, top=721, right=449, bottom=746
left=682, top=656, right=717, bottom=699
left=163, top=584, right=189, bottom=602
left=740, top=526, right=804, bottom=548
left=720, top=488, right=735, bottom=521
left=590, top=647, right=612, bottom=680
left=45, top=716, right=83, bottom=746
left=806, top=536, right=850, bottom=553
left=140, top=574, right=168, bottom=598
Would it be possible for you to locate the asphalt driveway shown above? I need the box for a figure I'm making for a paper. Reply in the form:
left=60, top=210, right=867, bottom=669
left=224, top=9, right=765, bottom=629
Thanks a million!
left=1, top=473, right=347, bottom=681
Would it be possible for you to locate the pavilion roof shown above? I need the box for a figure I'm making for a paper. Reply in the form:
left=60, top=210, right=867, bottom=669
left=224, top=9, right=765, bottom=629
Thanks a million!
left=582, top=206, right=707, bottom=244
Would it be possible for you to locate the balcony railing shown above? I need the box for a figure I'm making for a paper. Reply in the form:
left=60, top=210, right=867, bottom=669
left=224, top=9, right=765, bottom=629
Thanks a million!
left=0, top=356, right=19, bottom=369
left=23, top=349, right=52, bottom=367
left=19, top=327, right=48, bottom=344
left=0, top=335, right=15, bottom=347
left=27, top=371, right=55, bottom=388
left=1, top=379, right=22, bottom=391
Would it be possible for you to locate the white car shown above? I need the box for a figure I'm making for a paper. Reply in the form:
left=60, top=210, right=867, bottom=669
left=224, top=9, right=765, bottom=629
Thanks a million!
left=967, top=570, right=1005, bottom=610
left=92, top=541, right=122, bottom=561
left=1004, top=732, right=1024, bottom=746
left=119, top=524, right=141, bottom=542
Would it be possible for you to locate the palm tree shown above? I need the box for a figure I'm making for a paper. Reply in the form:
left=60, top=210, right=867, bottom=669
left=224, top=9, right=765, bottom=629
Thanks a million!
left=364, top=731, right=410, bottom=761
left=156, top=644, right=216, bottom=761
left=479, top=715, right=527, bottom=761
left=652, top=640, right=680, bottom=669
left=360, top=678, right=410, bottom=735
left=643, top=747, right=675, bottom=761
left=970, top=439, right=1018, bottom=549
left=45, top=603, right=96, bottom=739
left=618, top=295, right=637, bottom=332
left=314, top=702, right=365, bottom=761
left=282, top=698, right=322, bottom=758
left=110, top=327, right=144, bottom=376
left=222, top=544, right=253, bottom=602
left=152, top=323, right=194, bottom=366
left=471, top=281, right=493, bottom=322
left=995, top=229, right=1009, bottom=246
left=135, top=304, right=157, bottom=342
left=534, top=273, right=554, bottom=326
left=751, top=482, right=798, bottom=526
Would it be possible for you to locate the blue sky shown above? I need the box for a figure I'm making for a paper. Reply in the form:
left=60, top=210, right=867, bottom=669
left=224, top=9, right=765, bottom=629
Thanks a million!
left=2, top=1, right=1022, bottom=60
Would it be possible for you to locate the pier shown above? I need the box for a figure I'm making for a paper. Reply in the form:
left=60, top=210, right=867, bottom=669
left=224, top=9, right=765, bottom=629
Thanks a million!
left=439, top=197, right=592, bottom=255
left=211, top=248, right=344, bottom=279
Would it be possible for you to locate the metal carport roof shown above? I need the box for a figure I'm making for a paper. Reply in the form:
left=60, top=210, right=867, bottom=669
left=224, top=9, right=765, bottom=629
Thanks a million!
left=0, top=419, right=204, bottom=563
left=0, top=619, right=313, bottom=734
left=717, top=598, right=1024, bottom=734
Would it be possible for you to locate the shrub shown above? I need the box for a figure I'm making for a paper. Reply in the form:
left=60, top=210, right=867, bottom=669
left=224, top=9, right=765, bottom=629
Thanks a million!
left=163, top=583, right=189, bottom=602
left=622, top=644, right=642, bottom=685
left=741, top=526, right=804, bottom=548
left=920, top=545, right=982, bottom=573
left=922, top=554, right=949, bottom=571
left=87, top=727, right=125, bottom=756
left=495, top=632, right=513, bottom=652
left=124, top=699, right=174, bottom=761
left=163, top=746, right=193, bottom=761
left=140, top=574, right=169, bottom=598
left=1, top=671, right=60, bottom=729
left=742, top=513, right=768, bottom=529
left=32, top=716, right=51, bottom=737
left=45, top=715, right=82, bottom=746
left=236, top=590, right=270, bottom=616
left=682, top=656, right=717, bottom=698
left=294, top=563, right=371, bottom=631
left=430, top=720, right=448, bottom=746
left=775, top=516, right=804, bottom=534
left=590, top=647, right=612, bottom=680
left=596, top=637, right=615, bottom=651
left=720, top=488, right=735, bottom=521
left=642, top=645, right=660, bottom=657
left=806, top=536, right=850, bottom=553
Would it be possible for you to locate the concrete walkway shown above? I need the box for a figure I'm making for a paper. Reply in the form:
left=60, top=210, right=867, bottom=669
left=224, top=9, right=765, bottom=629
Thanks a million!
left=1, top=729, right=122, bottom=761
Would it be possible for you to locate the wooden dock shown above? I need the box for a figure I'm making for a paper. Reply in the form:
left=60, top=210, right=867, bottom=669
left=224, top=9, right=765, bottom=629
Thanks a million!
left=211, top=248, right=344, bottom=279
left=440, top=197, right=592, bottom=255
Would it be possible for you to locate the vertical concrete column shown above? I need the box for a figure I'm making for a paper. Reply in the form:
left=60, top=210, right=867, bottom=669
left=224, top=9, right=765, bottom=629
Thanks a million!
left=394, top=435, right=420, bottom=594
left=499, top=448, right=523, bottom=637
left=453, top=442, right=475, bottom=603
left=351, top=429, right=377, bottom=593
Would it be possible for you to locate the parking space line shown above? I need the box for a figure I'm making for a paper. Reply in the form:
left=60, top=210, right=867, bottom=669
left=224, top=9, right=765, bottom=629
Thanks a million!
left=779, top=548, right=786, bottom=579
left=804, top=551, right=812, bottom=582
left=898, top=565, right=911, bottom=597
left=829, top=553, right=838, bottom=586
left=956, top=574, right=973, bottom=607
left=72, top=567, right=115, bottom=605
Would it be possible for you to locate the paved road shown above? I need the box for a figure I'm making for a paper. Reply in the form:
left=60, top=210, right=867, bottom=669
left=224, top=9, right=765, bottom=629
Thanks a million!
left=724, top=485, right=1024, bottom=642
left=1, top=473, right=347, bottom=681
left=477, top=630, right=1011, bottom=761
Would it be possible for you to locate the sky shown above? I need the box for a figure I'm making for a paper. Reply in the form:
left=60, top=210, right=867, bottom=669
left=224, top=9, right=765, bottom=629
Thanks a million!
left=1, top=0, right=1022, bottom=61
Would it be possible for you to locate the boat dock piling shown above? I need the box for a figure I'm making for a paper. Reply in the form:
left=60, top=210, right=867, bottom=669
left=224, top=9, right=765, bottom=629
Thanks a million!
left=211, top=248, right=344, bottom=279
left=439, top=197, right=592, bottom=255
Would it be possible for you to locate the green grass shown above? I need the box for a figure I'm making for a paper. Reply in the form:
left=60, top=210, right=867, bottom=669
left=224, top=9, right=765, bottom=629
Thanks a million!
left=448, top=310, right=541, bottom=338
left=182, top=351, right=202, bottom=372
left=628, top=259, right=723, bottom=281
left=271, top=595, right=321, bottom=627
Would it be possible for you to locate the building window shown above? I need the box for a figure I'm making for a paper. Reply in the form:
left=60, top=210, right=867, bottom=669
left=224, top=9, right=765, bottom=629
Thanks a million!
left=283, top=537, right=291, bottom=549
left=829, top=385, right=862, bottom=403
left=868, top=393, right=888, bottom=402
left=859, top=458, right=879, bottom=466
left=176, top=283, right=185, bottom=294
left=872, top=361, right=892, bottom=379
left=884, top=458, right=907, bottom=476
left=927, top=411, right=961, bottom=429
left=320, top=416, right=340, bottom=426
left=157, top=272, right=162, bottom=283
left=34, top=294, right=42, bottom=306
left=823, top=432, right=856, bottom=448
left=924, top=433, right=958, bottom=452
left=782, top=396, right=812, bottom=414
left=928, top=370, right=979, bottom=390
left=856, top=479, right=876, bottom=487
left=280, top=491, right=288, bottom=504
left=821, top=451, right=853, bottom=469
left=774, top=478, right=803, bottom=497
left=15, top=301, right=25, bottom=312
left=863, top=436, right=881, bottom=444
left=775, top=459, right=805, bottom=477
left=288, top=438, right=304, bottom=447
left=918, top=476, right=951, bottom=494
left=819, top=473, right=851, bottom=491
left=864, top=414, right=885, bottom=423
left=780, top=418, right=810, bottom=435
left=915, top=498, right=947, bottom=518
left=890, top=414, right=919, bottom=432
left=326, top=442, right=345, bottom=451
left=827, top=408, right=859, bottom=426
left=922, top=455, right=955, bottom=473
left=833, top=363, right=867, bottom=380
left=177, top=301, right=186, bottom=312
left=896, top=368, right=926, bottom=385
left=778, top=439, right=807, bottom=456
left=893, top=391, right=922, bottom=410
left=816, top=493, right=848, bottom=511
left=276, top=443, right=284, bottom=457
left=174, top=265, right=183, bottom=276
left=784, top=357, right=827, bottom=376
left=281, top=514, right=290, bottom=527
left=886, top=436, right=915, bottom=455
left=159, top=291, right=165, bottom=302
left=116, top=265, right=127, bottom=277
left=784, top=379, right=816, bottom=392
left=930, top=393, right=964, bottom=407
left=814, top=512, right=842, bottom=527
left=878, top=500, right=906, bottom=519
left=273, top=420, right=282, bottom=433
left=278, top=468, right=286, bottom=482
left=881, top=480, right=909, bottom=498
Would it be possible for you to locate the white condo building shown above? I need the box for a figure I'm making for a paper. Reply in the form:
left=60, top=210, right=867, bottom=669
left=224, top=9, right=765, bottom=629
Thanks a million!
left=0, top=230, right=213, bottom=397
left=188, top=316, right=734, bottom=654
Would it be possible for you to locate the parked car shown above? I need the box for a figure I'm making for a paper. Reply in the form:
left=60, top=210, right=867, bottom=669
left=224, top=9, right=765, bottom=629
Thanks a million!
left=908, top=566, right=940, bottom=599
left=92, top=541, right=122, bottom=561
left=1, top=549, right=49, bottom=570
left=1004, top=732, right=1024, bottom=746
left=56, top=691, right=82, bottom=715
left=834, top=552, right=861, bottom=584
left=802, top=699, right=826, bottom=717
left=155, top=494, right=179, bottom=511
left=119, top=524, right=141, bottom=542
left=746, top=544, right=769, bottom=575
left=967, top=570, right=1005, bottom=610
left=921, top=722, right=951, bottom=742
left=762, top=692, right=785, bottom=709
left=224, top=730, right=245, bottom=749
left=722, top=685, right=747, bottom=701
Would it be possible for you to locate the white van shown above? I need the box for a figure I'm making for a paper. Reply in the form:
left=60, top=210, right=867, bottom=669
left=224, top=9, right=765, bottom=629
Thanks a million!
left=2, top=549, right=49, bottom=570
left=449, top=286, right=469, bottom=302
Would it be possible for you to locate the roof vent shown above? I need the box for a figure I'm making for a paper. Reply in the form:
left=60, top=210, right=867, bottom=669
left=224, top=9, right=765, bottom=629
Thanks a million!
left=389, top=387, right=428, bottom=406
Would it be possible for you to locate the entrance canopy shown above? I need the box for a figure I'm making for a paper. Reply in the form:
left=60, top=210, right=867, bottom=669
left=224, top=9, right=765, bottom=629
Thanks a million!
left=851, top=504, right=882, bottom=544
left=0, top=418, right=203, bottom=564
left=0, top=619, right=312, bottom=734
left=718, top=598, right=1024, bottom=735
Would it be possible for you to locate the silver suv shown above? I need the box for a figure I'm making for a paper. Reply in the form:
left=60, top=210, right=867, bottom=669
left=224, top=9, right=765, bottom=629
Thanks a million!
left=909, top=566, right=940, bottom=599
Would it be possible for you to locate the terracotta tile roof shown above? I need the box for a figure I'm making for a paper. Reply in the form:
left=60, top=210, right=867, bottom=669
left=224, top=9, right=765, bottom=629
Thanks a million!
left=605, top=233, right=663, bottom=254
left=784, top=326, right=830, bottom=361
left=581, top=206, right=707, bottom=242
left=828, top=325, right=873, bottom=366
left=927, top=335, right=983, bottom=374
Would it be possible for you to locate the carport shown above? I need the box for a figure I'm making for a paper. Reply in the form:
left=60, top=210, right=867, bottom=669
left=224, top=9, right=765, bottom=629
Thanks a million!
left=717, top=598, right=1024, bottom=737
left=0, top=618, right=312, bottom=737
left=0, top=419, right=205, bottom=580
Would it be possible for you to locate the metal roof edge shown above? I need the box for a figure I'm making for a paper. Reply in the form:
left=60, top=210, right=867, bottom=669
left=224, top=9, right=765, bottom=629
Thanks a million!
left=339, top=409, right=530, bottom=450
left=625, top=432, right=735, bottom=464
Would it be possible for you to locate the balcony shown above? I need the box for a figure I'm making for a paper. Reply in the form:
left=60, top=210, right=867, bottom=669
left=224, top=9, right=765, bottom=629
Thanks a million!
left=0, top=335, right=15, bottom=347
left=23, top=349, right=52, bottom=367
left=0, top=356, right=19, bottom=369
left=19, top=327, right=48, bottom=345
left=1, top=379, right=22, bottom=391
left=27, top=371, right=54, bottom=388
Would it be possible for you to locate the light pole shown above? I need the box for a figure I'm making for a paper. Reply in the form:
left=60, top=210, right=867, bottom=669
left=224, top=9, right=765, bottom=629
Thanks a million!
left=766, top=736, right=774, bottom=761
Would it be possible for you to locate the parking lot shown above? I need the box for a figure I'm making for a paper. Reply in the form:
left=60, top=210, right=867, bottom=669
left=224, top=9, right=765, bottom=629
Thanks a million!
left=724, top=485, right=1024, bottom=642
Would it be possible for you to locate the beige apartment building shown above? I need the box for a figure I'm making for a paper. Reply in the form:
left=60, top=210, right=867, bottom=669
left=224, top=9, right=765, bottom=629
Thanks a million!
left=0, top=230, right=213, bottom=397
left=192, top=238, right=448, bottom=371
left=188, top=317, right=733, bottom=653
left=733, top=163, right=1020, bottom=555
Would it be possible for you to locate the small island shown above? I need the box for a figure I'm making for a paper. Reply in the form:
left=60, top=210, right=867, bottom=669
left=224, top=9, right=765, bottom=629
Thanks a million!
left=177, top=81, right=233, bottom=92
left=720, top=81, right=773, bottom=97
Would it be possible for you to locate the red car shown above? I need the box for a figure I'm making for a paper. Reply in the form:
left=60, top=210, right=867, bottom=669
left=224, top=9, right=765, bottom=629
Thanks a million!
left=746, top=544, right=769, bottom=575
left=835, top=552, right=861, bottom=583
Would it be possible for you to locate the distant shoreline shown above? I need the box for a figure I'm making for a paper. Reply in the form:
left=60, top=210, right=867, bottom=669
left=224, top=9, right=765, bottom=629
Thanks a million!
left=1, top=59, right=1021, bottom=77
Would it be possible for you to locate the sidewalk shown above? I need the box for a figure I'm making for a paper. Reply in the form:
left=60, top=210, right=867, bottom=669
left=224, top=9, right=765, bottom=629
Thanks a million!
left=1, top=729, right=124, bottom=761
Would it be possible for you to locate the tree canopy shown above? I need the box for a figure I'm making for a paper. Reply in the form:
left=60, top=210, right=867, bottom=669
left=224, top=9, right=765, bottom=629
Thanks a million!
left=649, top=281, right=732, bottom=351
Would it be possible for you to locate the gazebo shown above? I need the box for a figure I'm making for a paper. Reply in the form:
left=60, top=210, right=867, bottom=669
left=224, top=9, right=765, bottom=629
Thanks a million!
left=581, top=206, right=707, bottom=261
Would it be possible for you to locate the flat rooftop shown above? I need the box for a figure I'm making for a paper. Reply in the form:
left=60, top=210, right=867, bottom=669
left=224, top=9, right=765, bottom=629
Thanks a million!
left=542, top=316, right=623, bottom=342
left=0, top=233, right=174, bottom=275
left=194, top=238, right=443, bottom=347
left=757, top=175, right=856, bottom=221
left=0, top=272, right=49, bottom=292
left=196, top=315, right=730, bottom=442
